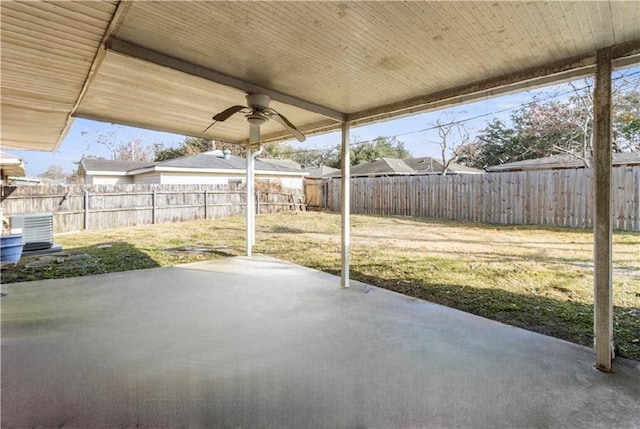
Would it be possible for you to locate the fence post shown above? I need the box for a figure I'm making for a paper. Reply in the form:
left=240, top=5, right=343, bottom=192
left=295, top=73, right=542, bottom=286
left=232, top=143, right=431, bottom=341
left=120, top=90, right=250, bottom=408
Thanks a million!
left=204, top=190, right=208, bottom=219
left=84, top=189, right=89, bottom=230
left=152, top=190, right=157, bottom=224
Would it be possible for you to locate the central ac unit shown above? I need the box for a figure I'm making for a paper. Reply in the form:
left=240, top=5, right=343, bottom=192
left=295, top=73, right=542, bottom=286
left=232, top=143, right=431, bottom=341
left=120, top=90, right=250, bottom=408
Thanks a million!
left=10, top=213, right=54, bottom=251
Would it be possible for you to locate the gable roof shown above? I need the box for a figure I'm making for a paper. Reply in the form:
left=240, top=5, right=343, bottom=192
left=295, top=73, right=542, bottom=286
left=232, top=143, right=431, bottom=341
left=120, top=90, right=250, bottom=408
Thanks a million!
left=486, top=153, right=640, bottom=172
left=154, top=152, right=304, bottom=174
left=404, top=157, right=483, bottom=175
left=257, top=158, right=302, bottom=171
left=79, top=151, right=307, bottom=176
left=329, top=158, right=415, bottom=178
left=305, top=165, right=340, bottom=179
left=79, top=158, right=155, bottom=174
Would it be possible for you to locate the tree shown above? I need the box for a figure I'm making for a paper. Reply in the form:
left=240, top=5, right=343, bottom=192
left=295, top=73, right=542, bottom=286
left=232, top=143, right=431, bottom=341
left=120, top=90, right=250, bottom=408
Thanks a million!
left=351, top=136, right=412, bottom=166
left=153, top=137, right=245, bottom=161
left=260, top=142, right=335, bottom=168
left=38, top=165, right=67, bottom=180
left=257, top=136, right=411, bottom=169
left=320, top=136, right=411, bottom=168
left=457, top=71, right=640, bottom=170
left=85, top=130, right=157, bottom=162
left=429, top=114, right=472, bottom=175
left=113, top=138, right=156, bottom=162
left=456, top=119, right=517, bottom=169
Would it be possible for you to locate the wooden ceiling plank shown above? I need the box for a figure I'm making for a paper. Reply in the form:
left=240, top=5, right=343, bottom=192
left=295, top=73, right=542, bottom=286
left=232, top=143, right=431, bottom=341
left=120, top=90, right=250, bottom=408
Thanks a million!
left=105, top=38, right=346, bottom=122
left=348, top=39, right=640, bottom=126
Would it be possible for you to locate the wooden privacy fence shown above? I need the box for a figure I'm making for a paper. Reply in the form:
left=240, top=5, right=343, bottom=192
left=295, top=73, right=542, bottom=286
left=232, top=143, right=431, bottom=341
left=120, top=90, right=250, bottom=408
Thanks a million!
left=1, top=184, right=305, bottom=234
left=323, top=166, right=640, bottom=231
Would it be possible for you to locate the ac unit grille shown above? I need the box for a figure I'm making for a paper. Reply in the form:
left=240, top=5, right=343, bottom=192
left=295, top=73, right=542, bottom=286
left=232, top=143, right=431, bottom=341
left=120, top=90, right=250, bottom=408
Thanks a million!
left=10, top=213, right=54, bottom=251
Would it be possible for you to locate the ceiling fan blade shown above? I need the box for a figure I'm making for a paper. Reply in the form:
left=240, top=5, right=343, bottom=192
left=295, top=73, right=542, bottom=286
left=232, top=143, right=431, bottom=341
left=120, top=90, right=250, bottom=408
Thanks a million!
left=202, top=121, right=217, bottom=134
left=269, top=110, right=306, bottom=142
left=213, top=105, right=248, bottom=122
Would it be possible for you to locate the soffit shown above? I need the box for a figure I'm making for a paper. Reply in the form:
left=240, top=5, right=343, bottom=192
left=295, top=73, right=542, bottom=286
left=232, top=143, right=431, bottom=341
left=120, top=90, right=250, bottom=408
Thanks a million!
left=2, top=1, right=640, bottom=150
left=0, top=0, right=118, bottom=151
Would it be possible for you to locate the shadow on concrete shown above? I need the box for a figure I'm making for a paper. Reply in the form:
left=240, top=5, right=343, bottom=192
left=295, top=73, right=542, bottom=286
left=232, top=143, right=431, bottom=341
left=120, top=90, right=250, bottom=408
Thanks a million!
left=346, top=268, right=640, bottom=361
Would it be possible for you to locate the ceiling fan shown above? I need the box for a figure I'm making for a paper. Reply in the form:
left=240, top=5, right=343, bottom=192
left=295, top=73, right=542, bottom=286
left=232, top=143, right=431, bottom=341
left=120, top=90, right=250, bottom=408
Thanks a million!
left=203, top=94, right=306, bottom=142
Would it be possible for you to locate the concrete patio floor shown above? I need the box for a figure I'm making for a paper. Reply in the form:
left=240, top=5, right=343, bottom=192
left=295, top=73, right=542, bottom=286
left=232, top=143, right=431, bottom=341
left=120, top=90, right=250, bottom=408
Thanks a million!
left=1, top=255, right=639, bottom=429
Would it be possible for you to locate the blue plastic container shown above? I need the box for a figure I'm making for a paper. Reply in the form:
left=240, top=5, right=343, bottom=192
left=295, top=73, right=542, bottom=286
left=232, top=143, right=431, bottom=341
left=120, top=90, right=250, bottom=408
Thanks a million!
left=1, top=233, right=25, bottom=263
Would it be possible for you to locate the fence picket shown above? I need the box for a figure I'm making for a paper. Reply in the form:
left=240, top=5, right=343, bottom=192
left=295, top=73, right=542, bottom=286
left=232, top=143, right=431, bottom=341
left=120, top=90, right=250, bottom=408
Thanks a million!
left=2, top=184, right=304, bottom=234
left=321, top=167, right=639, bottom=231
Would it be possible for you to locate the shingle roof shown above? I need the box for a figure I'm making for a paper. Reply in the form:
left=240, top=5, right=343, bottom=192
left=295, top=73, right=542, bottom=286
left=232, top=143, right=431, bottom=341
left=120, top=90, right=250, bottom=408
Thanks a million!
left=404, top=157, right=484, bottom=174
left=329, top=158, right=414, bottom=177
left=257, top=158, right=302, bottom=171
left=80, top=158, right=155, bottom=173
left=78, top=151, right=306, bottom=175
left=155, top=151, right=304, bottom=173
left=305, top=165, right=340, bottom=178
left=486, top=153, right=640, bottom=172
left=327, top=157, right=483, bottom=177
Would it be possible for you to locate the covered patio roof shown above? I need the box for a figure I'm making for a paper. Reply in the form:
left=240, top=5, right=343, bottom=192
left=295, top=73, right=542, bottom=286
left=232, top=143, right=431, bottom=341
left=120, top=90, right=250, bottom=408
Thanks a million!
left=1, top=1, right=639, bottom=150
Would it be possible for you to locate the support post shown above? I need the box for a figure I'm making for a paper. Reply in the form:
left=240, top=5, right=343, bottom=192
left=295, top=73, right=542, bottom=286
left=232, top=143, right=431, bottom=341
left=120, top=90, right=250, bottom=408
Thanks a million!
left=246, top=142, right=255, bottom=256
left=341, top=122, right=350, bottom=288
left=593, top=48, right=613, bottom=372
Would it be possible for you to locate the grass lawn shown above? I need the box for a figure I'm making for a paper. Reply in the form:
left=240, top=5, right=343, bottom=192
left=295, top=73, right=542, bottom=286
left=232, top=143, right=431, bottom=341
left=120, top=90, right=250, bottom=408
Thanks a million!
left=2, top=211, right=639, bottom=360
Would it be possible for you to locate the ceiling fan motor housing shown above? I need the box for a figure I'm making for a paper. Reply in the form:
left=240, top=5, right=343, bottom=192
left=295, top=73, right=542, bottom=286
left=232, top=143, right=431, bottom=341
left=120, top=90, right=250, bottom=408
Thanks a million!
left=245, top=113, right=268, bottom=126
left=246, top=93, right=271, bottom=109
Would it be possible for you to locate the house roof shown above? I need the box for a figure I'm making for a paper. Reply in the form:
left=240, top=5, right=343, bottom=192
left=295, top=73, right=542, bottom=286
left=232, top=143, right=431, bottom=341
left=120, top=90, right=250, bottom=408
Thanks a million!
left=79, top=158, right=156, bottom=174
left=256, top=158, right=302, bottom=171
left=2, top=2, right=638, bottom=151
left=486, top=153, right=640, bottom=172
left=403, top=157, right=484, bottom=175
left=0, top=151, right=26, bottom=178
left=327, top=157, right=484, bottom=178
left=155, top=152, right=304, bottom=174
left=330, top=158, right=415, bottom=178
left=305, top=165, right=340, bottom=179
left=79, top=151, right=307, bottom=176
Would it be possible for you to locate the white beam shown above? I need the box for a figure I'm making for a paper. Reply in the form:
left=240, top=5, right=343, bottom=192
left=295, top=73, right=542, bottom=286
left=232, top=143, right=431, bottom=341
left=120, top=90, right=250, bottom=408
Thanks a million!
left=593, top=48, right=614, bottom=372
left=105, top=38, right=346, bottom=123
left=341, top=122, right=350, bottom=289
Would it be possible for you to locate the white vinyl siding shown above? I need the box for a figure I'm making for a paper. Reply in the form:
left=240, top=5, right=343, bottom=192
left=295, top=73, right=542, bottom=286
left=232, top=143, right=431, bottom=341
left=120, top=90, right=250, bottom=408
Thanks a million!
left=87, top=175, right=134, bottom=185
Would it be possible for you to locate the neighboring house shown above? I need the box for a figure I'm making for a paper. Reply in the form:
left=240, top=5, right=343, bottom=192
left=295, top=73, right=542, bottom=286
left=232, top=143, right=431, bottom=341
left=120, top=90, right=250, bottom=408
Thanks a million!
left=78, top=159, right=158, bottom=185
left=78, top=151, right=308, bottom=189
left=486, top=153, right=640, bottom=172
left=329, top=157, right=415, bottom=178
left=327, top=157, right=483, bottom=178
left=404, top=157, right=484, bottom=175
left=0, top=151, right=26, bottom=184
left=305, top=165, right=340, bottom=179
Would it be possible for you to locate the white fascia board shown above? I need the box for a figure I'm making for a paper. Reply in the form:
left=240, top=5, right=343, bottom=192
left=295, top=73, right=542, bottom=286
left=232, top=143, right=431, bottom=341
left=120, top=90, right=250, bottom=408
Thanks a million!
left=84, top=170, right=131, bottom=176
left=256, top=170, right=309, bottom=177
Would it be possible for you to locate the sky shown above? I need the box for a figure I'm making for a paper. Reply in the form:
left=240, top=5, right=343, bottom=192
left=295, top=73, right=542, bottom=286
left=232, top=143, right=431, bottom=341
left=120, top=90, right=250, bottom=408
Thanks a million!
left=4, top=66, right=636, bottom=177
